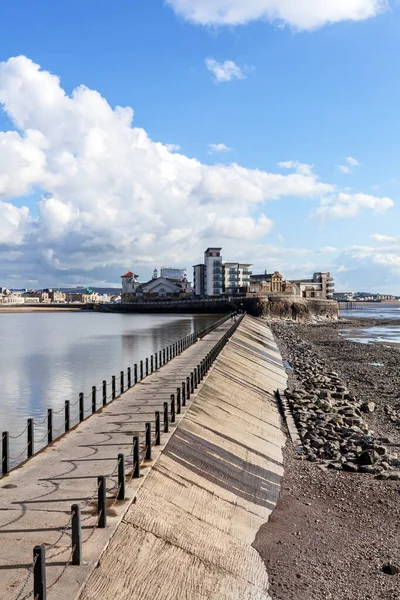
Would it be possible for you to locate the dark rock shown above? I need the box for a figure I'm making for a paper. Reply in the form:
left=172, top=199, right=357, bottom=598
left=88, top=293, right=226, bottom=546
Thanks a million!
left=381, top=563, right=399, bottom=575
left=356, top=450, right=379, bottom=466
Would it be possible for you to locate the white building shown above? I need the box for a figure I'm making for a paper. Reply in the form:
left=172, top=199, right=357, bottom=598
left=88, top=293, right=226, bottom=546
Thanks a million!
left=193, top=248, right=252, bottom=297
left=121, top=272, right=140, bottom=302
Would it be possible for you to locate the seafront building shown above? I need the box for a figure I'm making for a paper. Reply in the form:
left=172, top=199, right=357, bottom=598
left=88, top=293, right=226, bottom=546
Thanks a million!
left=193, top=247, right=252, bottom=296
left=121, top=268, right=192, bottom=302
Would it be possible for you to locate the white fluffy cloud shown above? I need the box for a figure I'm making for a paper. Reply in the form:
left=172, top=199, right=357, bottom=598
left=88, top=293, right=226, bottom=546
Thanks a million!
left=208, top=143, right=233, bottom=153
left=205, top=59, right=246, bottom=83
left=0, top=56, right=395, bottom=286
left=337, top=156, right=360, bottom=174
left=314, top=192, right=394, bottom=220
left=370, top=233, right=399, bottom=243
left=166, top=0, right=388, bottom=30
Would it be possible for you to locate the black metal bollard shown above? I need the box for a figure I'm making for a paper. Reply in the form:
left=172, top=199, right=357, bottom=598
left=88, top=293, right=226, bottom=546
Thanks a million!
left=102, top=380, right=107, bottom=406
left=120, top=371, right=124, bottom=395
left=47, top=409, right=53, bottom=444
left=91, top=386, right=96, bottom=414
left=128, top=367, right=131, bottom=389
left=118, top=453, right=125, bottom=500
left=79, top=393, right=84, bottom=422
left=65, top=401, right=70, bottom=433
left=145, top=423, right=151, bottom=461
left=151, top=355, right=154, bottom=373
left=97, top=476, right=106, bottom=528
left=133, top=436, right=140, bottom=478
left=190, top=372, right=194, bottom=394
left=112, top=376, right=116, bottom=400
left=163, top=349, right=166, bottom=365
left=176, top=387, right=181, bottom=414
left=182, top=382, right=186, bottom=407
left=163, top=402, right=169, bottom=433
left=155, top=411, right=161, bottom=445
left=140, top=360, right=143, bottom=381
left=134, top=363, right=138, bottom=385
left=170, top=394, right=176, bottom=424
left=159, top=350, right=162, bottom=367
left=71, top=504, right=82, bottom=566
left=2, top=432, right=9, bottom=475
left=194, top=368, right=198, bottom=389
left=146, top=358, right=149, bottom=377
left=155, top=353, right=158, bottom=370
left=197, top=364, right=201, bottom=382
left=33, top=545, right=46, bottom=600
left=186, top=376, right=190, bottom=400
left=27, top=418, right=34, bottom=458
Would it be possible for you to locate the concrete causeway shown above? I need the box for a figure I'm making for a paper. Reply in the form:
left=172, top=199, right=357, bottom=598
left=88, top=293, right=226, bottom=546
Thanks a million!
left=79, top=316, right=287, bottom=600
left=0, top=316, right=287, bottom=600
left=0, top=319, right=235, bottom=600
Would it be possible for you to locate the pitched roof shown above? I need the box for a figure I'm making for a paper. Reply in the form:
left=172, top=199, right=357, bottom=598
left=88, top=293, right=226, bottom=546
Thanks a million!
left=121, top=271, right=133, bottom=278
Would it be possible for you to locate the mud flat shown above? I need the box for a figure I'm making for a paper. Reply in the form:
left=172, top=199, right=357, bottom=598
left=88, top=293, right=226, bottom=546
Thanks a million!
left=258, top=319, right=400, bottom=600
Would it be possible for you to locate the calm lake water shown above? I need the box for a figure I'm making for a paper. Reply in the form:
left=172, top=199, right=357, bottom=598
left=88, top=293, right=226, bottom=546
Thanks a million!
left=0, top=311, right=219, bottom=466
left=340, top=303, right=400, bottom=348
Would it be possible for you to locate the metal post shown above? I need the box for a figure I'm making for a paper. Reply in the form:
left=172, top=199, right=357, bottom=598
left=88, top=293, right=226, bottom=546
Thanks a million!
left=145, top=423, right=151, bottom=460
left=176, top=387, right=181, bottom=414
left=47, top=409, right=53, bottom=444
left=166, top=347, right=169, bottom=362
left=163, top=349, right=166, bottom=365
left=128, top=367, right=132, bottom=389
left=102, top=380, right=107, bottom=406
left=197, top=364, right=201, bottom=382
left=112, top=376, right=116, bottom=400
left=171, top=394, right=176, bottom=423
left=2, top=432, right=9, bottom=475
left=187, top=376, right=191, bottom=400
left=151, top=355, right=154, bottom=373
left=120, top=371, right=124, bottom=395
left=146, top=358, right=149, bottom=377
left=79, top=393, right=84, bottom=422
left=118, top=453, right=125, bottom=500
left=28, top=418, right=34, bottom=458
left=33, top=545, right=46, bottom=600
left=155, top=411, right=161, bottom=445
left=97, top=476, right=106, bottom=528
left=92, top=386, right=96, bottom=414
left=194, top=368, right=198, bottom=388
left=159, top=350, right=162, bottom=367
left=155, top=353, right=158, bottom=370
left=163, top=402, right=169, bottom=433
left=71, top=504, right=82, bottom=566
left=65, top=401, right=70, bottom=433
left=133, top=436, right=140, bottom=478
left=182, top=382, right=186, bottom=407
left=140, top=360, right=143, bottom=380
left=190, top=372, right=194, bottom=394
left=134, top=364, right=138, bottom=384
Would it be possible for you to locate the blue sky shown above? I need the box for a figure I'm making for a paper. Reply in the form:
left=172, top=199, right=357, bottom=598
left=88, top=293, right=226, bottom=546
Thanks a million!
left=0, top=0, right=400, bottom=292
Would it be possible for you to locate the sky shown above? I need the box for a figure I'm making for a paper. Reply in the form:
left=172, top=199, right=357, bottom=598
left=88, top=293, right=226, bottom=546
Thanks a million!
left=0, top=0, right=400, bottom=293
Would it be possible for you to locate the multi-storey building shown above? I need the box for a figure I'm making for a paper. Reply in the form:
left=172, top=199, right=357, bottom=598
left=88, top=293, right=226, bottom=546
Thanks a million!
left=193, top=248, right=252, bottom=296
left=290, top=272, right=335, bottom=299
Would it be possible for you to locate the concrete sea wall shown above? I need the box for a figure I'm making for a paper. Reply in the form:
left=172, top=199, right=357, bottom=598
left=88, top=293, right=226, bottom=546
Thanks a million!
left=79, top=316, right=287, bottom=600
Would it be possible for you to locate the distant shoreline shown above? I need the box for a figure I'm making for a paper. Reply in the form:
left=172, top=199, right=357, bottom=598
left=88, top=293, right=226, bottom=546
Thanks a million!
left=0, top=305, right=83, bottom=313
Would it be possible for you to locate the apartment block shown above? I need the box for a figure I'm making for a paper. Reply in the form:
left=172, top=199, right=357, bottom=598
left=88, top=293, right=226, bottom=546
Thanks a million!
left=193, top=248, right=252, bottom=297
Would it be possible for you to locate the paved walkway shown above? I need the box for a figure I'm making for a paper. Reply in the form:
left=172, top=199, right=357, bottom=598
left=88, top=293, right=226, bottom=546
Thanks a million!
left=0, top=320, right=234, bottom=600
left=79, top=316, right=287, bottom=600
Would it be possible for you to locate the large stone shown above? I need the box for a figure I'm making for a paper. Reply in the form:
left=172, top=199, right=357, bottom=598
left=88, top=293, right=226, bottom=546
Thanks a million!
left=357, top=450, right=379, bottom=466
left=361, top=402, right=376, bottom=413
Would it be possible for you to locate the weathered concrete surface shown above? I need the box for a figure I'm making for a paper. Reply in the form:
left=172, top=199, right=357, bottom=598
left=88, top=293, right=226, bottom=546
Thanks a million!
left=0, top=321, right=233, bottom=600
left=79, top=316, right=287, bottom=600
left=254, top=295, right=339, bottom=321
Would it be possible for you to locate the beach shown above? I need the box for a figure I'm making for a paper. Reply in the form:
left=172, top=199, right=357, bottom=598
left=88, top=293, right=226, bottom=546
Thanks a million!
left=257, top=316, right=400, bottom=600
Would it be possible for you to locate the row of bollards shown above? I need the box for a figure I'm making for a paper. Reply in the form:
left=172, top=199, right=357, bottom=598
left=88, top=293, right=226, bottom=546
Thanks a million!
left=1, top=315, right=234, bottom=476
left=26, top=314, right=245, bottom=600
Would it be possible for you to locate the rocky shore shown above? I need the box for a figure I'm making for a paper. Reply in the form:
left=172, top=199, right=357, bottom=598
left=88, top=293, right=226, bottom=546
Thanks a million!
left=255, top=318, right=400, bottom=600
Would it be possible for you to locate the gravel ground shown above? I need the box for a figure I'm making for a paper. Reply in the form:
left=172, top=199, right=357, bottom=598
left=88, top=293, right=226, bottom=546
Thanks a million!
left=254, top=318, right=400, bottom=600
